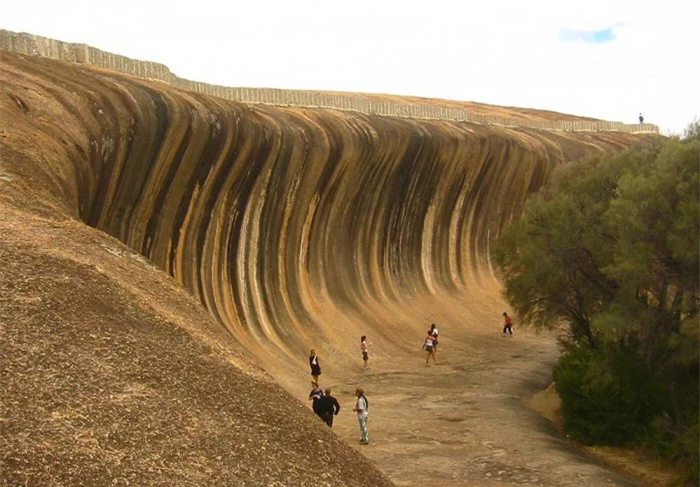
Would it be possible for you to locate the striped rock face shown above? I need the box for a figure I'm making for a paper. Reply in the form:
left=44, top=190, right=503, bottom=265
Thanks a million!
left=0, top=45, right=663, bottom=487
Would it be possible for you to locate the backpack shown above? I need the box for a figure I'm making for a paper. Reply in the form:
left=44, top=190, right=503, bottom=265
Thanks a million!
left=359, top=394, right=369, bottom=411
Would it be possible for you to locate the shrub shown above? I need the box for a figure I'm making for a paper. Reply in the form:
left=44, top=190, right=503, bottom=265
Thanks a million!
left=553, top=342, right=669, bottom=445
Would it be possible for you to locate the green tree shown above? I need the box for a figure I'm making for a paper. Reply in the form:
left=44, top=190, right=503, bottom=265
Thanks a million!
left=682, top=116, right=699, bottom=140
left=602, top=138, right=699, bottom=430
left=494, top=127, right=699, bottom=478
left=493, top=152, right=643, bottom=347
left=553, top=341, right=669, bottom=444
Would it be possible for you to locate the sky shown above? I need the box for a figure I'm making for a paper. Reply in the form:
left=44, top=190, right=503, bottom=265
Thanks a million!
left=4, top=0, right=699, bottom=135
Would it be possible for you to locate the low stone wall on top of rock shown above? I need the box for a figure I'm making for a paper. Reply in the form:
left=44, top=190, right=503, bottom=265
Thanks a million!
left=0, top=29, right=659, bottom=134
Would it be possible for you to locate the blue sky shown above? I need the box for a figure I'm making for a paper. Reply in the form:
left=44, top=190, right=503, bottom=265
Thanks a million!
left=3, top=0, right=698, bottom=135
left=559, top=27, right=617, bottom=43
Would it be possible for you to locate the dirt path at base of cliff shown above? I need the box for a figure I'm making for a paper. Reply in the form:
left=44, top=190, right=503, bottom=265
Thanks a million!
left=282, top=294, right=677, bottom=487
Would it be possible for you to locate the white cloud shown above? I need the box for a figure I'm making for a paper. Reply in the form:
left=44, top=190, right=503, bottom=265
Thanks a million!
left=3, top=0, right=698, bottom=134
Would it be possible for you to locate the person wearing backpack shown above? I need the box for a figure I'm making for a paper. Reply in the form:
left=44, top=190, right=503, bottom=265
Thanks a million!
left=353, top=388, right=369, bottom=444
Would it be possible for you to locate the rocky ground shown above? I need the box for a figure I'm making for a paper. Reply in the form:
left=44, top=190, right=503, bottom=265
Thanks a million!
left=279, top=292, right=682, bottom=487
left=0, top=216, right=680, bottom=486
left=0, top=210, right=395, bottom=487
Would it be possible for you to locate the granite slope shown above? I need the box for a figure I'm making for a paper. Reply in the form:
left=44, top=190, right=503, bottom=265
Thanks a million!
left=0, top=48, right=663, bottom=486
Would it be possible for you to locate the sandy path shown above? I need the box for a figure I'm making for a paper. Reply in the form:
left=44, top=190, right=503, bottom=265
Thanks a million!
left=290, top=319, right=641, bottom=486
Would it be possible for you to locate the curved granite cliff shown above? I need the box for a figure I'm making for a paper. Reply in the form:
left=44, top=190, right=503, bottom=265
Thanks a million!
left=0, top=47, right=663, bottom=486
left=1, top=49, right=660, bottom=360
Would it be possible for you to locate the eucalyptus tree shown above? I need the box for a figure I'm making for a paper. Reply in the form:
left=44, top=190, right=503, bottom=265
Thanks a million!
left=494, top=128, right=699, bottom=475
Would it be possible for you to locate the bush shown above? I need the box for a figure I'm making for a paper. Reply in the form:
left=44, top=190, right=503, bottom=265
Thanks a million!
left=553, top=342, right=669, bottom=445
left=644, top=369, right=700, bottom=484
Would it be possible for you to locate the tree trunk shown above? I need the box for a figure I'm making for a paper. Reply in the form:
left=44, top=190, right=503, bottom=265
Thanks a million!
left=669, top=377, right=687, bottom=431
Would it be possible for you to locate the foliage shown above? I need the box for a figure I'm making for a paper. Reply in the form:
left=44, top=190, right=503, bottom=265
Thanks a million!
left=493, top=150, right=645, bottom=346
left=494, top=121, right=700, bottom=481
left=682, top=116, right=700, bottom=141
left=553, top=342, right=669, bottom=444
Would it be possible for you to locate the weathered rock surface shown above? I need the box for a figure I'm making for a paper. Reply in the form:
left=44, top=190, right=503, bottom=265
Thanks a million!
left=0, top=45, right=663, bottom=486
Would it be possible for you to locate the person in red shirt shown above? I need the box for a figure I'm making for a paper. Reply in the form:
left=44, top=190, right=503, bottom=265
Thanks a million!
left=502, top=312, right=513, bottom=337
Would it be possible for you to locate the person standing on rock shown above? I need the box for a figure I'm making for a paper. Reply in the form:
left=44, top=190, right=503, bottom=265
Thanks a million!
left=309, top=349, right=321, bottom=382
left=423, top=332, right=437, bottom=366
left=353, top=387, right=369, bottom=444
left=361, top=336, right=370, bottom=370
left=309, top=381, right=324, bottom=419
left=502, top=312, right=513, bottom=337
left=427, top=323, right=439, bottom=358
left=318, top=388, right=341, bottom=427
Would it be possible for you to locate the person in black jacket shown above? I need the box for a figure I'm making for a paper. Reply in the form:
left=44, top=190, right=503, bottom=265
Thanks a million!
left=308, top=381, right=324, bottom=419
left=318, top=388, right=341, bottom=427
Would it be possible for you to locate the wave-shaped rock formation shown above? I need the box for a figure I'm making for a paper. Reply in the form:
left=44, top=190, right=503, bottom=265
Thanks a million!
left=0, top=40, right=663, bottom=486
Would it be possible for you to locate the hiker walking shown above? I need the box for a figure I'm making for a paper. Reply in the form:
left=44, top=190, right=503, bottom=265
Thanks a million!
left=427, top=323, right=439, bottom=357
left=361, top=336, right=370, bottom=369
left=309, top=349, right=321, bottom=382
left=318, top=388, right=341, bottom=427
left=308, top=381, right=324, bottom=419
left=423, top=332, right=437, bottom=366
left=353, top=388, right=369, bottom=444
left=502, top=312, right=513, bottom=337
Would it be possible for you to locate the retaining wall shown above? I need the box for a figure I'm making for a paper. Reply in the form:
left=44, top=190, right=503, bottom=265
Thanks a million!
left=0, top=29, right=659, bottom=134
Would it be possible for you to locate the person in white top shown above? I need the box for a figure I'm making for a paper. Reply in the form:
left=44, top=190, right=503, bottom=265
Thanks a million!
left=360, top=336, right=369, bottom=369
left=427, top=323, right=439, bottom=357
left=309, top=349, right=321, bottom=382
left=353, top=387, right=369, bottom=444
left=423, top=332, right=437, bottom=366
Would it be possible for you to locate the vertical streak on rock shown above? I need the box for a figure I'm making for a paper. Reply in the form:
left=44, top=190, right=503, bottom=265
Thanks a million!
left=1, top=50, right=661, bottom=372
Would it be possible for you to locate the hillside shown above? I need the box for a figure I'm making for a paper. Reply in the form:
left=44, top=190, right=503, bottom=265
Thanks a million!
left=0, top=40, right=666, bottom=486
